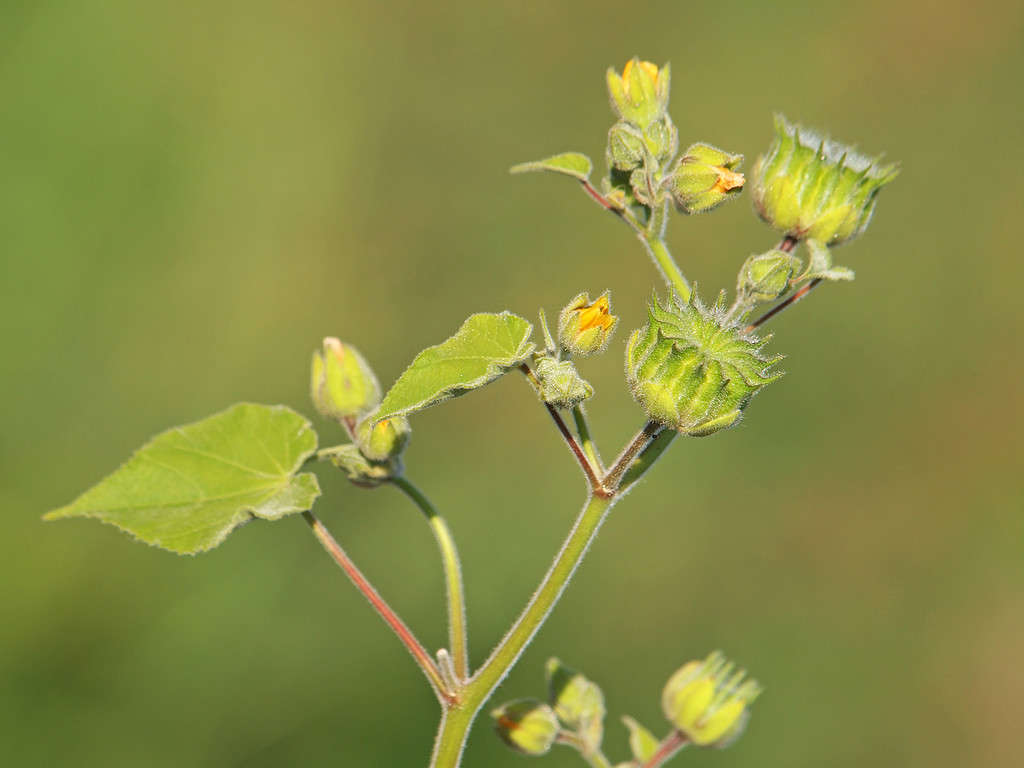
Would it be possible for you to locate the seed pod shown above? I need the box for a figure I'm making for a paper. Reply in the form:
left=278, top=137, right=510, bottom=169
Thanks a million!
left=751, top=115, right=898, bottom=245
left=626, top=294, right=782, bottom=436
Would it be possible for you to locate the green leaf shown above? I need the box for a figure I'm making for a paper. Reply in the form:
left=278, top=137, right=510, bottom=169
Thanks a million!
left=510, top=152, right=593, bottom=182
left=375, top=312, right=534, bottom=423
left=622, top=716, right=660, bottom=763
left=44, top=403, right=321, bottom=555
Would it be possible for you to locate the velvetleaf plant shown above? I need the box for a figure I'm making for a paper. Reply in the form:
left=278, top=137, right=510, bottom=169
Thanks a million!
left=44, top=58, right=897, bottom=768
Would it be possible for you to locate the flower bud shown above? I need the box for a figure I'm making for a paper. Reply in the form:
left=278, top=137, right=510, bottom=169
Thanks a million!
left=310, top=338, right=381, bottom=422
left=644, top=115, right=678, bottom=164
left=558, top=292, right=617, bottom=356
left=491, top=699, right=561, bottom=756
left=607, top=122, right=646, bottom=171
left=751, top=114, right=898, bottom=245
left=670, top=143, right=745, bottom=215
left=606, top=59, right=670, bottom=128
left=546, top=658, right=605, bottom=734
left=738, top=249, right=801, bottom=303
left=355, top=414, right=411, bottom=462
left=661, top=651, right=761, bottom=748
left=534, top=357, right=593, bottom=409
left=626, top=294, right=782, bottom=436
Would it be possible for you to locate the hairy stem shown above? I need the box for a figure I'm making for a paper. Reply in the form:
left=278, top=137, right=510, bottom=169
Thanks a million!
left=391, top=477, right=470, bottom=682
left=746, top=277, right=822, bottom=331
left=576, top=180, right=690, bottom=303
left=301, top=510, right=452, bottom=703
left=472, top=493, right=616, bottom=694
left=572, top=405, right=603, bottom=473
left=642, top=201, right=691, bottom=302
left=604, top=420, right=664, bottom=491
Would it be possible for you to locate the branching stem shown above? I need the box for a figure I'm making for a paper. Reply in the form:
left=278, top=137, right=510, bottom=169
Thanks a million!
left=520, top=364, right=607, bottom=496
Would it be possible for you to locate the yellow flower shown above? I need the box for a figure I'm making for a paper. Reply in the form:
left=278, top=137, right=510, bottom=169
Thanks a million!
left=558, top=292, right=618, bottom=356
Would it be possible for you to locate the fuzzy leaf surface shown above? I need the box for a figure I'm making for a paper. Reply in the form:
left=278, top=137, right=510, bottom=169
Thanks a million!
left=510, top=152, right=593, bottom=181
left=44, top=403, right=320, bottom=554
left=376, top=312, right=534, bottom=423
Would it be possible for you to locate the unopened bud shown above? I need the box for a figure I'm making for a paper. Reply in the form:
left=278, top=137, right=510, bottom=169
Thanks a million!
left=310, top=338, right=381, bottom=422
left=738, top=250, right=801, bottom=303
left=626, top=294, right=782, bottom=436
left=492, top=699, right=561, bottom=756
left=534, top=358, right=593, bottom=409
left=546, top=658, right=605, bottom=732
left=670, top=143, right=745, bottom=215
left=355, top=414, right=411, bottom=462
left=662, top=651, right=761, bottom=748
left=558, top=291, right=618, bottom=357
left=606, top=59, right=670, bottom=128
left=751, top=114, right=898, bottom=245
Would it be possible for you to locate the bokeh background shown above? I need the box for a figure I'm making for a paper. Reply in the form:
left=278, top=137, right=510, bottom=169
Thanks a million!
left=3, top=1, right=1022, bottom=766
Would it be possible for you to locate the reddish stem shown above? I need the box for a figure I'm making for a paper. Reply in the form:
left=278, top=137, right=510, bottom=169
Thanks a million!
left=519, top=364, right=608, bottom=496
left=642, top=730, right=689, bottom=768
left=302, top=510, right=455, bottom=704
left=579, top=179, right=616, bottom=211
left=746, top=277, right=822, bottom=332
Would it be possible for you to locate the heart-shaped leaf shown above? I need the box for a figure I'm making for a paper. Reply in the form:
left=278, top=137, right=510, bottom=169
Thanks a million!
left=44, top=403, right=320, bottom=554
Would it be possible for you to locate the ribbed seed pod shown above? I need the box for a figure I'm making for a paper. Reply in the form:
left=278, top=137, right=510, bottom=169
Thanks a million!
left=626, top=295, right=782, bottom=436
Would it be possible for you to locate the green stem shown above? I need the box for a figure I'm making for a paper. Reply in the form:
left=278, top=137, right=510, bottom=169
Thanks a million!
left=428, top=417, right=677, bottom=765
left=572, top=405, right=603, bottom=473
left=576, top=181, right=689, bottom=302
left=392, top=476, right=469, bottom=682
left=472, top=492, right=616, bottom=698
left=641, top=201, right=691, bottom=302
left=430, top=706, right=477, bottom=768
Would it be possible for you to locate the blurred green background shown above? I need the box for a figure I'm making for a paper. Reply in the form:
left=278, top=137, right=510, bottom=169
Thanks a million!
left=3, top=0, right=1022, bottom=766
